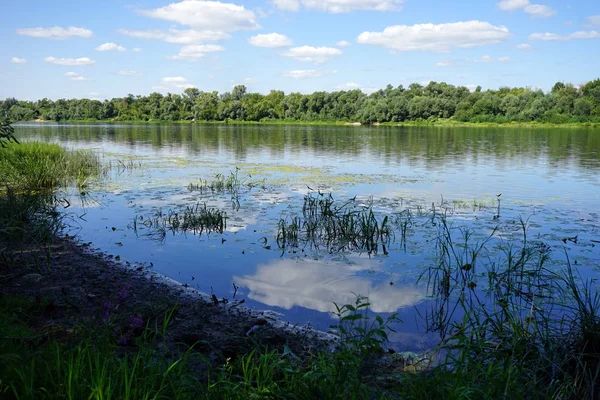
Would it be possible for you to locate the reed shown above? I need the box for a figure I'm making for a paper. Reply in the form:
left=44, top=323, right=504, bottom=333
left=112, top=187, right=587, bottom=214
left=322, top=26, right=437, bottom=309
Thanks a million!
left=131, top=203, right=227, bottom=241
left=276, top=192, right=393, bottom=255
left=0, top=142, right=103, bottom=191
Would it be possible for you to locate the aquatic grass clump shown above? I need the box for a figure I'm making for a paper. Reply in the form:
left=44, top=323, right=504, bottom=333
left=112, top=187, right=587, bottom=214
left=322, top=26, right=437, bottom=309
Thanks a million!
left=414, top=216, right=600, bottom=399
left=277, top=192, right=393, bottom=255
left=131, top=203, right=227, bottom=242
left=0, top=142, right=103, bottom=191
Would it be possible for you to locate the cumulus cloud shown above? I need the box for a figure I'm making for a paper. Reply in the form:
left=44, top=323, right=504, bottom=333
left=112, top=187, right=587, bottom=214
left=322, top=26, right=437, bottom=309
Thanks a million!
left=118, top=28, right=230, bottom=44
left=167, top=44, right=225, bottom=60
left=283, top=69, right=324, bottom=78
left=16, top=26, right=92, bottom=39
left=133, top=48, right=142, bottom=52
left=282, top=46, right=342, bottom=63
left=95, top=42, right=126, bottom=52
left=529, top=30, right=600, bottom=41
left=45, top=57, right=95, bottom=66
left=336, top=40, right=350, bottom=47
left=65, top=72, right=90, bottom=81
left=139, top=1, right=259, bottom=31
left=272, top=0, right=404, bottom=13
left=160, top=76, right=196, bottom=89
left=117, top=70, right=143, bottom=76
left=497, top=0, right=556, bottom=18
left=435, top=61, right=452, bottom=67
left=498, top=56, right=511, bottom=62
left=10, top=57, right=26, bottom=64
left=248, top=33, right=292, bottom=48
left=516, top=43, right=533, bottom=50
left=357, top=21, right=510, bottom=52
left=524, top=4, right=556, bottom=18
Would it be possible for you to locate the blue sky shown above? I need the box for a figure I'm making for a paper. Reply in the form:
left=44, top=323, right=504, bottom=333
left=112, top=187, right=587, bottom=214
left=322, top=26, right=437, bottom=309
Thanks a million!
left=1, top=0, right=599, bottom=100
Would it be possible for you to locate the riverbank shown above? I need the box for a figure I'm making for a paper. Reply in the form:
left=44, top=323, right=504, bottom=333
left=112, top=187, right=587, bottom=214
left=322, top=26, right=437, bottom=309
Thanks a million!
left=25, top=118, right=600, bottom=129
left=0, top=226, right=423, bottom=398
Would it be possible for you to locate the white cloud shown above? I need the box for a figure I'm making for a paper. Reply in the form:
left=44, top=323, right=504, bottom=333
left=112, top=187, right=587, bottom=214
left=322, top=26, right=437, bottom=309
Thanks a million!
left=336, top=82, right=361, bottom=89
left=65, top=71, right=90, bottom=81
left=167, top=44, right=225, bottom=60
left=272, top=0, right=300, bottom=11
left=435, top=61, right=451, bottom=67
left=357, top=21, right=510, bottom=52
left=133, top=48, right=142, bottom=52
left=45, top=57, right=95, bottom=66
left=476, top=55, right=493, bottom=63
left=282, top=46, right=342, bottom=63
left=497, top=0, right=556, bottom=18
left=529, top=30, right=600, bottom=41
left=117, top=70, right=143, bottom=76
left=140, top=1, right=259, bottom=31
left=95, top=42, right=126, bottom=52
left=588, top=15, right=600, bottom=26
left=283, top=69, right=324, bottom=78
left=301, top=0, right=404, bottom=13
left=248, top=33, right=292, bottom=48
left=10, top=57, right=26, bottom=64
left=118, top=28, right=230, bottom=44
left=496, top=0, right=529, bottom=11
left=335, top=82, right=377, bottom=93
left=516, top=43, right=533, bottom=50
left=498, top=56, right=511, bottom=62
left=272, top=0, right=404, bottom=13
left=160, top=76, right=196, bottom=89
left=336, top=40, right=350, bottom=47
left=16, top=26, right=92, bottom=39
left=524, top=4, right=556, bottom=18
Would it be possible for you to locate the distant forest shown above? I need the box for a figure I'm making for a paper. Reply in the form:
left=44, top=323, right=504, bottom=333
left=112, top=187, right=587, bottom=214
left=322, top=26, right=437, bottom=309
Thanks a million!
left=3, top=79, right=600, bottom=124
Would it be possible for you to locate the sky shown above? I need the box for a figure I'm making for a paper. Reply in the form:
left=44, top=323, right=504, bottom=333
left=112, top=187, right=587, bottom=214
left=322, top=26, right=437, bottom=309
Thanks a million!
left=1, top=0, right=599, bottom=100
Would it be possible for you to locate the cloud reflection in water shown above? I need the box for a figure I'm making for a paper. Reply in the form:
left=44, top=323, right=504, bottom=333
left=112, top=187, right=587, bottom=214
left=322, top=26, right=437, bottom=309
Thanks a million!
left=235, top=258, right=424, bottom=315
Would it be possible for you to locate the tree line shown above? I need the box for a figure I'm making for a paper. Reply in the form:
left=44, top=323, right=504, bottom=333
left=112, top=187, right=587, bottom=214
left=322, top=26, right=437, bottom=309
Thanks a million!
left=2, top=79, right=600, bottom=124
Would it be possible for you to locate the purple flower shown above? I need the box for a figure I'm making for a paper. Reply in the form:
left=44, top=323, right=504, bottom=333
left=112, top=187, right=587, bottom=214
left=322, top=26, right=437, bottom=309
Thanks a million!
left=101, top=301, right=111, bottom=319
left=117, top=282, right=132, bottom=302
left=129, top=314, right=144, bottom=329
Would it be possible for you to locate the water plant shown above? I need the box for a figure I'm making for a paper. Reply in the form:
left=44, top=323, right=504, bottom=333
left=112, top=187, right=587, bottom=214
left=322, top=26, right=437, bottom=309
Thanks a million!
left=276, top=192, right=393, bottom=255
left=413, top=215, right=600, bottom=399
left=131, top=202, right=227, bottom=241
left=0, top=142, right=103, bottom=191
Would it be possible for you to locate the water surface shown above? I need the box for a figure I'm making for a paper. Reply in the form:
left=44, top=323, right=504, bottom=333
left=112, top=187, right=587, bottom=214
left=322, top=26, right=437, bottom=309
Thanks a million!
left=15, top=123, right=600, bottom=351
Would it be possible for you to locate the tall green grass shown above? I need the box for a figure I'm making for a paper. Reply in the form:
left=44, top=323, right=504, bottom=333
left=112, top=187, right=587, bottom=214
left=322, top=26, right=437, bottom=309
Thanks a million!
left=0, top=142, right=103, bottom=191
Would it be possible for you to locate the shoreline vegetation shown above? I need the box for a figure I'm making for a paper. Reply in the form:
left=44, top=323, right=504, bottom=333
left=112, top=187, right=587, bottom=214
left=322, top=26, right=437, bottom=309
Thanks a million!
left=2, top=122, right=600, bottom=398
left=4, top=79, right=600, bottom=128
left=22, top=117, right=600, bottom=128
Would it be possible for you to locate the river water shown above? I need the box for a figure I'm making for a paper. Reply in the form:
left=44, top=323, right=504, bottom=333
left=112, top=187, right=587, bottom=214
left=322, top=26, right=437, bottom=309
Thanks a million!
left=14, top=123, right=600, bottom=351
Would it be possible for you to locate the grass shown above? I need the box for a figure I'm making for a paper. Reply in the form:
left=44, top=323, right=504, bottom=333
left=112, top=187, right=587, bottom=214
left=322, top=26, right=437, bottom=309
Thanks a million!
left=0, top=295, right=203, bottom=400
left=0, top=142, right=103, bottom=191
left=277, top=192, right=392, bottom=255
left=407, top=216, right=600, bottom=399
left=131, top=203, right=227, bottom=242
